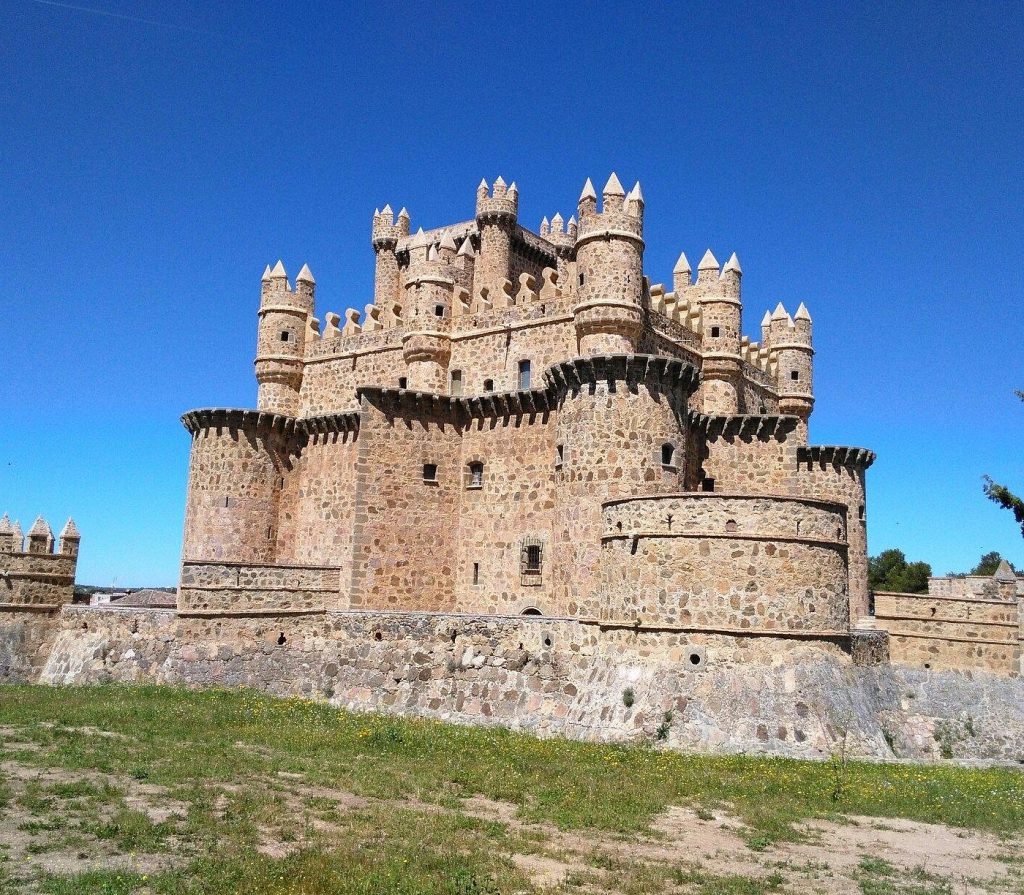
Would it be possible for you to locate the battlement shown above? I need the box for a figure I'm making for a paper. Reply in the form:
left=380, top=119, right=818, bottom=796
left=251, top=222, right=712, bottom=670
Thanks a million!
left=475, top=176, right=519, bottom=222
left=0, top=513, right=80, bottom=611
left=575, top=173, right=644, bottom=243
left=371, top=204, right=410, bottom=248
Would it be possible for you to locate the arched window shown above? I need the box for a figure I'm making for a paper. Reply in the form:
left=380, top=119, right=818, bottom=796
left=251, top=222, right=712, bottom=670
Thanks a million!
left=521, top=607, right=542, bottom=616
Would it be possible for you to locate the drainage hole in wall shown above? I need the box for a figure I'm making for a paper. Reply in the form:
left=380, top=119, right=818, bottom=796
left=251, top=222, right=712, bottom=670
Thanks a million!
left=924, top=662, right=931, bottom=669
left=277, top=632, right=287, bottom=645
left=688, top=652, right=702, bottom=666
left=543, top=636, right=552, bottom=648
left=374, top=631, right=383, bottom=642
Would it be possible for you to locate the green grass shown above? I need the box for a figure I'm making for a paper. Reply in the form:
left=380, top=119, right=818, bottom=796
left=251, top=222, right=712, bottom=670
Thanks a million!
left=1, top=683, right=1022, bottom=894
left=1, top=683, right=1021, bottom=839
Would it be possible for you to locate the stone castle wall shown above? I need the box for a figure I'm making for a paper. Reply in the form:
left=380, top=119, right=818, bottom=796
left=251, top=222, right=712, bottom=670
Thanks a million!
left=5, top=605, right=1024, bottom=763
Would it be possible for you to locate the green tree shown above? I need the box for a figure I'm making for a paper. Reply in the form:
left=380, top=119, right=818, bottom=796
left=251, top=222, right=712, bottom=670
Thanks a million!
left=868, top=549, right=931, bottom=594
left=969, top=551, right=1015, bottom=576
left=983, top=390, right=1024, bottom=538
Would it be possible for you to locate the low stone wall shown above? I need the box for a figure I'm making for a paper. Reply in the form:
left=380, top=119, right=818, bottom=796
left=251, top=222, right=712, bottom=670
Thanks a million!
left=178, top=561, right=342, bottom=615
left=3, top=606, right=1023, bottom=763
left=874, top=591, right=1022, bottom=676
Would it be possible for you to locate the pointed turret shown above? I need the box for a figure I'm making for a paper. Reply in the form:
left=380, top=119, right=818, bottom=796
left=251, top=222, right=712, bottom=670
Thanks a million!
left=477, top=178, right=489, bottom=198
left=567, top=215, right=578, bottom=240
left=625, top=181, right=644, bottom=216
left=577, top=177, right=598, bottom=218
left=540, top=216, right=550, bottom=236
left=673, top=251, right=691, bottom=293
left=551, top=212, right=564, bottom=233
left=0, top=513, right=14, bottom=553
left=761, top=310, right=772, bottom=345
left=507, top=181, right=518, bottom=200
left=296, top=263, right=315, bottom=285
left=492, top=175, right=507, bottom=198
left=437, top=231, right=457, bottom=262
left=794, top=302, right=811, bottom=321
left=26, top=516, right=53, bottom=554
left=994, top=559, right=1017, bottom=582
left=381, top=203, right=393, bottom=219
left=58, top=518, right=81, bottom=557
left=457, top=237, right=475, bottom=257
left=261, top=264, right=272, bottom=282
left=602, top=172, right=625, bottom=196
left=723, top=252, right=742, bottom=276
left=602, top=172, right=625, bottom=212
left=270, top=260, right=287, bottom=279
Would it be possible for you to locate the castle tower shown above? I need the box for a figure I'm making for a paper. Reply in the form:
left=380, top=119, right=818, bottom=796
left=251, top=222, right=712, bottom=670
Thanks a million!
left=255, top=261, right=314, bottom=417
left=371, top=205, right=409, bottom=308
left=58, top=518, right=81, bottom=557
left=694, top=250, right=743, bottom=414
left=26, top=517, right=53, bottom=554
left=572, top=174, right=645, bottom=355
left=401, top=230, right=455, bottom=392
left=770, top=302, right=815, bottom=429
left=474, top=177, right=518, bottom=299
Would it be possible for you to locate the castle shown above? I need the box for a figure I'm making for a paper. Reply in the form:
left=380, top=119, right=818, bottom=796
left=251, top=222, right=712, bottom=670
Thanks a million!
left=178, top=173, right=875, bottom=636
left=2, top=173, right=1022, bottom=761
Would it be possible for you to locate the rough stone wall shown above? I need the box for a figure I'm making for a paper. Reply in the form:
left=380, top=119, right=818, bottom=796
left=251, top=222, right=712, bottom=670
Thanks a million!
left=181, top=412, right=298, bottom=564
left=551, top=357, right=696, bottom=616
left=874, top=590, right=1022, bottom=676
left=590, top=495, right=849, bottom=630
left=10, top=606, right=1024, bottom=763
left=178, top=562, right=341, bottom=615
left=279, top=430, right=359, bottom=584
left=348, top=393, right=461, bottom=611
left=454, top=410, right=558, bottom=615
left=698, top=419, right=800, bottom=493
left=0, top=551, right=77, bottom=609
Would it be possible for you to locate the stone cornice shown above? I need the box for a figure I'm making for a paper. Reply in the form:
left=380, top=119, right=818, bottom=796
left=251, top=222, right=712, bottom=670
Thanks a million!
left=688, top=412, right=800, bottom=439
left=180, top=408, right=299, bottom=437
left=798, top=445, right=876, bottom=469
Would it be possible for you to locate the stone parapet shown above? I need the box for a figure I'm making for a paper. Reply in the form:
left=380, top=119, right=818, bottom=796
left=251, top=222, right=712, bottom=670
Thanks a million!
left=178, top=561, right=342, bottom=616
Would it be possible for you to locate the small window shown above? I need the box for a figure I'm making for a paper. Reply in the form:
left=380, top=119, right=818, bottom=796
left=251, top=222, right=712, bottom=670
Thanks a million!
left=520, top=538, right=543, bottom=585
left=521, top=607, right=542, bottom=616
left=525, top=545, right=541, bottom=572
left=423, top=463, right=438, bottom=483
left=701, top=478, right=715, bottom=493
left=725, top=519, right=737, bottom=533
left=472, top=562, right=480, bottom=585
left=578, top=273, right=585, bottom=286
left=518, top=359, right=531, bottom=390
left=661, top=443, right=675, bottom=467
left=483, top=379, right=494, bottom=392
left=466, top=461, right=483, bottom=489
left=434, top=304, right=445, bottom=317
left=280, top=331, right=290, bottom=342
left=398, top=376, right=407, bottom=389
left=791, top=370, right=800, bottom=381
left=556, top=444, right=564, bottom=467
left=859, top=504, right=865, bottom=521
left=450, top=369, right=463, bottom=397
left=710, top=326, right=720, bottom=338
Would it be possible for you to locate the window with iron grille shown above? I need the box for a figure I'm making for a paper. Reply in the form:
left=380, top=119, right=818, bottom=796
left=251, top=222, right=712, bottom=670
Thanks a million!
left=520, top=537, right=543, bottom=586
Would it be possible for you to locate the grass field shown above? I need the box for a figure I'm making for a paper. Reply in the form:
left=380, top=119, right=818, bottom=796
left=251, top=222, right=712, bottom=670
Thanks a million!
left=0, top=684, right=1021, bottom=894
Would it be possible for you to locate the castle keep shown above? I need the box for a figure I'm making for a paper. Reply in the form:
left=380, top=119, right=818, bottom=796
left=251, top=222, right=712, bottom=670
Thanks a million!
left=179, top=173, right=876, bottom=637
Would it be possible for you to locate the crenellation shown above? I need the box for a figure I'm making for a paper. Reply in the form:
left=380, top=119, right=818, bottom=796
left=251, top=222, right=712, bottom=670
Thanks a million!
left=0, top=513, right=79, bottom=610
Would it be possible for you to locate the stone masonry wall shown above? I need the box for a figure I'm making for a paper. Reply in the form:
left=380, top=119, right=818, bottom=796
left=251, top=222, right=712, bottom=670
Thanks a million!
left=589, top=494, right=849, bottom=630
left=8, top=605, right=1024, bottom=763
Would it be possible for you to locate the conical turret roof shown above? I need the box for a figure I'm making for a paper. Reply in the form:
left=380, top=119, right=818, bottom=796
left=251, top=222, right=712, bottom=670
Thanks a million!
left=296, top=263, right=315, bottom=284
left=28, top=516, right=52, bottom=538
left=698, top=249, right=719, bottom=271
left=673, top=252, right=691, bottom=274
left=60, top=518, right=80, bottom=539
left=579, top=178, right=597, bottom=201
left=602, top=172, right=625, bottom=196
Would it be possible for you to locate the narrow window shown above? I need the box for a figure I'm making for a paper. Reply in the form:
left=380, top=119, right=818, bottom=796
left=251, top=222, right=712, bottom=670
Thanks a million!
left=578, top=273, right=585, bottom=286
left=266, top=525, right=273, bottom=539
left=661, top=443, right=675, bottom=467
left=518, top=359, right=531, bottom=390
left=701, top=478, right=715, bottom=493
left=526, top=545, right=541, bottom=572
left=423, top=463, right=438, bottom=483
left=791, top=370, right=800, bottom=381
left=280, top=331, right=290, bottom=342
left=483, top=378, right=494, bottom=392
left=398, top=376, right=408, bottom=389
left=472, top=562, right=480, bottom=585
left=467, top=461, right=483, bottom=488
left=859, top=504, right=865, bottom=521
left=450, top=369, right=463, bottom=396
left=555, top=444, right=564, bottom=467
left=710, top=326, right=720, bottom=338
left=434, top=304, right=445, bottom=317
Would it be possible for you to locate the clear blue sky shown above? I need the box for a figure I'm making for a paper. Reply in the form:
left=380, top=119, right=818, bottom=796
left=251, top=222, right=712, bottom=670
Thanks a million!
left=1, top=1, right=1021, bottom=586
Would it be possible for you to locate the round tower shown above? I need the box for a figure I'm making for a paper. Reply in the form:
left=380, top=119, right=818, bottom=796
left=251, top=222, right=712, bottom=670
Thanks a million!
left=770, top=302, right=815, bottom=431
left=572, top=174, right=645, bottom=355
left=401, top=230, right=455, bottom=392
left=694, top=250, right=743, bottom=414
left=371, top=205, right=408, bottom=309
left=474, top=177, right=518, bottom=299
left=180, top=409, right=298, bottom=564
left=549, top=355, right=699, bottom=617
left=255, top=261, right=314, bottom=417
